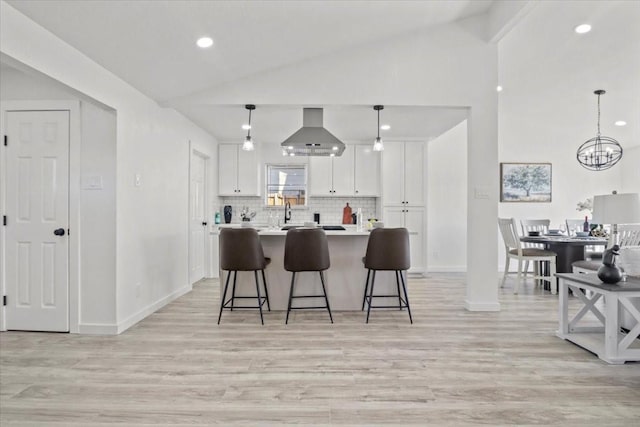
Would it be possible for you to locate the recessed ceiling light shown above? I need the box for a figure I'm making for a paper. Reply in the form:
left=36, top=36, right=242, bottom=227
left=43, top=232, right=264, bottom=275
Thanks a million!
left=496, top=85, right=503, bottom=92
left=242, top=124, right=251, bottom=130
left=380, top=125, right=391, bottom=130
left=614, top=120, right=627, bottom=126
left=575, top=24, right=591, bottom=34
left=196, top=37, right=214, bottom=48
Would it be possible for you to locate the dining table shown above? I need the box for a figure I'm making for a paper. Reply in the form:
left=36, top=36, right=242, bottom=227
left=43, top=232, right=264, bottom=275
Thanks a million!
left=520, top=234, right=608, bottom=273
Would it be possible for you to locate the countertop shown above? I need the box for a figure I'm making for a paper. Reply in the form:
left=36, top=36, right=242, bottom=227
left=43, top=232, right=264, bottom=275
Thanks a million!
left=210, top=223, right=372, bottom=236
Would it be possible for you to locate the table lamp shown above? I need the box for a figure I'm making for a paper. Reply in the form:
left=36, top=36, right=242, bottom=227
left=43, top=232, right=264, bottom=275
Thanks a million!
left=592, top=191, right=640, bottom=246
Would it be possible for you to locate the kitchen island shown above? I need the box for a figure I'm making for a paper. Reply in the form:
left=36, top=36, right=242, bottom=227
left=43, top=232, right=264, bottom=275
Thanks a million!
left=212, top=225, right=406, bottom=311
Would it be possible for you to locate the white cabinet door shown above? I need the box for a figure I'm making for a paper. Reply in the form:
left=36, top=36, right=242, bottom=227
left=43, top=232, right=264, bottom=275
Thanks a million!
left=309, top=156, right=333, bottom=196
left=218, top=144, right=238, bottom=195
left=237, top=147, right=259, bottom=196
left=405, top=208, right=425, bottom=273
left=332, top=145, right=354, bottom=196
left=404, top=142, right=424, bottom=206
left=354, top=145, right=379, bottom=196
left=382, top=143, right=405, bottom=205
left=382, top=206, right=405, bottom=228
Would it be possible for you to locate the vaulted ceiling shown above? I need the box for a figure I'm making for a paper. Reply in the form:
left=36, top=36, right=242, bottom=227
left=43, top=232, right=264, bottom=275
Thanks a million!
left=5, top=0, right=638, bottom=146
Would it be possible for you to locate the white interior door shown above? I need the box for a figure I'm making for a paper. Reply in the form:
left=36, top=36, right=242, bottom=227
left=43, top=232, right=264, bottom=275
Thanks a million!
left=189, top=150, right=207, bottom=284
left=5, top=110, right=70, bottom=332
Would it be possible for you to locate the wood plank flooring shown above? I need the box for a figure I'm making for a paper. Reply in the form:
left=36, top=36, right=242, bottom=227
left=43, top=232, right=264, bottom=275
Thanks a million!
left=1, top=273, right=639, bottom=426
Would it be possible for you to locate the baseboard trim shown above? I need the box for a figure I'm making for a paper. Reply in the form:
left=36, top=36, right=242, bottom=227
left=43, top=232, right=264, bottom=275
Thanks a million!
left=116, top=284, right=192, bottom=334
left=464, top=300, right=501, bottom=311
left=77, top=322, right=119, bottom=335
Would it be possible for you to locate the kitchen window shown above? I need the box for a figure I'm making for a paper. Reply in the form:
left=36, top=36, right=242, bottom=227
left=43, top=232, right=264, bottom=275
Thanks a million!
left=265, top=164, right=307, bottom=207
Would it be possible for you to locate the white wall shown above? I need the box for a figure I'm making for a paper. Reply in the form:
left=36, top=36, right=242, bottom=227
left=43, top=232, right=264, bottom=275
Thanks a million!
left=496, top=1, right=637, bottom=270
left=1, top=3, right=217, bottom=333
left=0, top=66, right=118, bottom=328
left=174, top=20, right=500, bottom=311
left=427, top=121, right=468, bottom=272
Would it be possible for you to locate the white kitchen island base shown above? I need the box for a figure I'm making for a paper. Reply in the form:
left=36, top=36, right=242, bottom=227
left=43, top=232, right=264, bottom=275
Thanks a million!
left=217, top=229, right=408, bottom=311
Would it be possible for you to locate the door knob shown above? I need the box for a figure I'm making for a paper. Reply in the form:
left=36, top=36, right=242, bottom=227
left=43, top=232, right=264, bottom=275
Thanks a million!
left=54, top=228, right=66, bottom=236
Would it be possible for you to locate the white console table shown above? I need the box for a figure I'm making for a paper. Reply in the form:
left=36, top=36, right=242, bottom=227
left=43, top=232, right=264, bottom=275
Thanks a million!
left=556, top=273, right=640, bottom=364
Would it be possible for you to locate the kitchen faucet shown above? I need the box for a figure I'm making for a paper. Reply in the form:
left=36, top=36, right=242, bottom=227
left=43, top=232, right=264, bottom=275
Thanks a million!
left=284, top=201, right=292, bottom=224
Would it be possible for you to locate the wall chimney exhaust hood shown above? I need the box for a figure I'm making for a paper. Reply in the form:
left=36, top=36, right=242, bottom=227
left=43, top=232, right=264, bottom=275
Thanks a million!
left=281, top=108, right=346, bottom=156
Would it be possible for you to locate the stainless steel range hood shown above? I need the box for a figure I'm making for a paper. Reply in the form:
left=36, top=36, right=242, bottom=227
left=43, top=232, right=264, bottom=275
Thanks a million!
left=281, top=108, right=346, bottom=156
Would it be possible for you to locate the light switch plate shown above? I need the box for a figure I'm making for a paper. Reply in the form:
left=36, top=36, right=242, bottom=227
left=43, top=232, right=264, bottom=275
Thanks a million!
left=474, top=187, right=490, bottom=200
left=81, top=175, right=103, bottom=190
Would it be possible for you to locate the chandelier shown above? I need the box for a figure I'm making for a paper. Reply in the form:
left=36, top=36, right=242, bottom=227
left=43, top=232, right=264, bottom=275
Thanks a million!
left=576, top=90, right=622, bottom=171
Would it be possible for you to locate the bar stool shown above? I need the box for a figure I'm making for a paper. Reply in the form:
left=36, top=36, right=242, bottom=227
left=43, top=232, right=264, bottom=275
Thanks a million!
left=361, top=227, right=412, bottom=324
left=217, top=228, right=271, bottom=325
left=284, top=228, right=333, bottom=324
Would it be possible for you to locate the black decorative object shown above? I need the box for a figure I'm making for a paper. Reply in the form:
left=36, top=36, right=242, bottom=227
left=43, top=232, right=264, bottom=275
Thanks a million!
left=223, top=205, right=232, bottom=224
left=576, top=90, right=623, bottom=171
left=597, top=244, right=623, bottom=284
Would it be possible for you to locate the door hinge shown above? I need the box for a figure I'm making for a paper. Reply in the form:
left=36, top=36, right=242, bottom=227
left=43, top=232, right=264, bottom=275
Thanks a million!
left=3, top=135, right=6, bottom=146
left=3, top=215, right=6, bottom=226
left=3, top=295, right=6, bottom=306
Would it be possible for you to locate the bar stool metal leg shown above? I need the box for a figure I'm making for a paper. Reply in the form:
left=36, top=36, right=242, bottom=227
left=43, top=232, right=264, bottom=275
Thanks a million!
left=362, top=269, right=371, bottom=311
left=366, top=270, right=377, bottom=323
left=285, top=272, right=296, bottom=325
left=218, top=270, right=232, bottom=324
left=399, top=271, right=413, bottom=324
left=230, top=271, right=238, bottom=311
left=319, top=271, right=333, bottom=324
left=254, top=271, right=264, bottom=325
left=261, top=270, right=271, bottom=311
left=395, top=270, right=402, bottom=310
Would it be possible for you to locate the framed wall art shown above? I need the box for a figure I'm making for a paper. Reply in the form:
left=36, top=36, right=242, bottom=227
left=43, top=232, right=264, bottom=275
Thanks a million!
left=500, top=162, right=552, bottom=202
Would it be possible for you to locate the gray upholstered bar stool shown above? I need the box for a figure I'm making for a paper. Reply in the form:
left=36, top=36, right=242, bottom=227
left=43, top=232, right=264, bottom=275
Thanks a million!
left=217, top=228, right=271, bottom=325
left=284, top=228, right=333, bottom=324
left=361, top=227, right=412, bottom=324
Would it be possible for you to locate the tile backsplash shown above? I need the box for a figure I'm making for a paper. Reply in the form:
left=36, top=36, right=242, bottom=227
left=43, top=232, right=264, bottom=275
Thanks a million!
left=216, top=197, right=377, bottom=225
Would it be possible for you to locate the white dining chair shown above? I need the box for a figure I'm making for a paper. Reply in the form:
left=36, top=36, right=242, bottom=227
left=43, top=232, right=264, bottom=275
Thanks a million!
left=520, top=219, right=551, bottom=278
left=566, top=218, right=604, bottom=259
left=499, top=218, right=557, bottom=294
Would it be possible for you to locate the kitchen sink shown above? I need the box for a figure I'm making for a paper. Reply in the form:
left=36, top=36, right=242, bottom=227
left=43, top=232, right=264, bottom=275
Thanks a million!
left=281, top=225, right=346, bottom=231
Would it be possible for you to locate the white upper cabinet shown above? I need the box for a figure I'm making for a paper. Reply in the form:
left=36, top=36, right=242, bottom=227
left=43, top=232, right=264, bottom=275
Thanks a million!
left=218, top=144, right=259, bottom=196
left=354, top=145, right=380, bottom=197
left=382, top=142, right=424, bottom=206
left=331, top=145, right=354, bottom=196
left=309, top=155, right=333, bottom=196
left=309, top=145, right=378, bottom=197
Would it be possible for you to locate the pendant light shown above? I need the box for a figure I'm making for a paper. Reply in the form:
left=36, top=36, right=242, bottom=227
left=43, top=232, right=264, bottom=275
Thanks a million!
left=242, top=104, right=256, bottom=151
left=576, top=90, right=622, bottom=171
left=373, top=105, right=384, bottom=151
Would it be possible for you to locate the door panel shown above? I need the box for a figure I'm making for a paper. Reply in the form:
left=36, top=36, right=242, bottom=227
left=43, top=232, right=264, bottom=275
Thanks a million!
left=218, top=144, right=238, bottom=195
left=6, top=110, right=70, bottom=331
left=332, top=145, right=354, bottom=197
left=404, top=143, right=424, bottom=206
left=189, top=152, right=207, bottom=283
left=354, top=145, right=379, bottom=196
left=309, top=156, right=333, bottom=196
left=381, top=143, right=404, bottom=205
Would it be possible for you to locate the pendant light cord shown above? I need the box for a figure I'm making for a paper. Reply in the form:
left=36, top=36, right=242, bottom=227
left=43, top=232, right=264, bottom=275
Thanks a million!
left=247, top=109, right=252, bottom=138
left=377, top=108, right=380, bottom=139
left=596, top=93, right=601, bottom=137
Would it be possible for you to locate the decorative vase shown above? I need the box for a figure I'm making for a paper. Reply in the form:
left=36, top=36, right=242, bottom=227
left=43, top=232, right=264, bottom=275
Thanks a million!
left=597, top=265, right=623, bottom=284
left=223, top=205, right=232, bottom=224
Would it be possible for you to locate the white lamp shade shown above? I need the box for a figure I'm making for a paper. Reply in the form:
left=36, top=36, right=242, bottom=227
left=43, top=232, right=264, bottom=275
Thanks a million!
left=592, top=193, right=640, bottom=224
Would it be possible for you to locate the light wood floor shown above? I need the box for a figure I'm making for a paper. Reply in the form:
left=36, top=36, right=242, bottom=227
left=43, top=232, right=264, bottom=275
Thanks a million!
left=1, top=273, right=639, bottom=426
